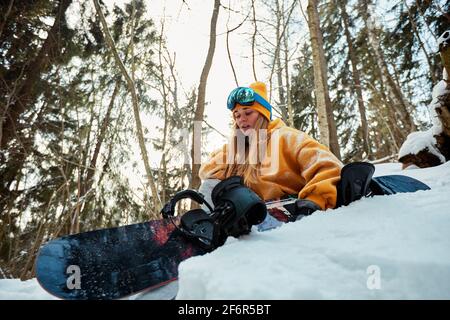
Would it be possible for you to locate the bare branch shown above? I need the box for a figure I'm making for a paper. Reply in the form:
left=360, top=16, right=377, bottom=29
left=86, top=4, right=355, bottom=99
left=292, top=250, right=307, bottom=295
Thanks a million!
left=251, top=0, right=258, bottom=81
left=226, top=0, right=239, bottom=86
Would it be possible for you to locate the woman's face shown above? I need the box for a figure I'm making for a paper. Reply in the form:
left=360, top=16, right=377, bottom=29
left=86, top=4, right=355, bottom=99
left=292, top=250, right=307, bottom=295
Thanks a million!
left=233, top=107, right=259, bottom=136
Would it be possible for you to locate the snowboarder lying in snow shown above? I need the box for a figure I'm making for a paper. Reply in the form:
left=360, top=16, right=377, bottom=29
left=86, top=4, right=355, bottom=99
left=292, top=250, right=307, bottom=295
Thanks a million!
left=198, top=81, right=344, bottom=220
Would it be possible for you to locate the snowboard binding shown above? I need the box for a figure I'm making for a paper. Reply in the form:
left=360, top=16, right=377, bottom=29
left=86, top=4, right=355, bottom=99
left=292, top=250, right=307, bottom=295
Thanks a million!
left=161, top=176, right=267, bottom=251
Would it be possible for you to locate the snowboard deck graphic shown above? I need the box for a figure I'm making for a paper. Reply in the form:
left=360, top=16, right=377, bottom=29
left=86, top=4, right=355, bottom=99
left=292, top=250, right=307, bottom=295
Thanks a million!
left=35, top=219, right=206, bottom=300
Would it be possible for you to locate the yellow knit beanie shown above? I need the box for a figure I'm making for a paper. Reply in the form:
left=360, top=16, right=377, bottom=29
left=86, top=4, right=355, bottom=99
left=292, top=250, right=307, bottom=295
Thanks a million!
left=233, top=82, right=272, bottom=122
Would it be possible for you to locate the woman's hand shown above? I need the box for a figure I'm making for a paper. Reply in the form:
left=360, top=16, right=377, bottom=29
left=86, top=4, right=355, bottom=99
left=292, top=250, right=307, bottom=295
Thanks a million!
left=284, top=199, right=321, bottom=222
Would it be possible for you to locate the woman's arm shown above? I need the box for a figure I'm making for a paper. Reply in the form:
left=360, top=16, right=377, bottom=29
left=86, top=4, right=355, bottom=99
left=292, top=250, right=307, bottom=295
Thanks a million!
left=295, top=137, right=343, bottom=210
left=198, top=145, right=228, bottom=181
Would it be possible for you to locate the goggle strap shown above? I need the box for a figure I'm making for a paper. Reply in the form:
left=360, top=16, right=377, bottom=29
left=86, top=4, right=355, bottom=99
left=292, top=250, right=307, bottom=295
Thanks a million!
left=253, top=92, right=273, bottom=120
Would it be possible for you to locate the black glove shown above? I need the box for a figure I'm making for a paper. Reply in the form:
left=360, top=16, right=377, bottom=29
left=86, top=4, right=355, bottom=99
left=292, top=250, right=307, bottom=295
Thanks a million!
left=284, top=199, right=321, bottom=222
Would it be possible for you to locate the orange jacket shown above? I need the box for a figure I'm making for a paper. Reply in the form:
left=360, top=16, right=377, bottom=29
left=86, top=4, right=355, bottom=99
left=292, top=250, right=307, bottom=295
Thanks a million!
left=199, top=119, right=343, bottom=209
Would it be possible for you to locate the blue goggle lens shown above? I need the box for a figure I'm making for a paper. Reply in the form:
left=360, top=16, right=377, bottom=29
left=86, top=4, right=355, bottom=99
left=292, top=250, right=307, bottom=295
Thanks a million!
left=227, top=87, right=255, bottom=110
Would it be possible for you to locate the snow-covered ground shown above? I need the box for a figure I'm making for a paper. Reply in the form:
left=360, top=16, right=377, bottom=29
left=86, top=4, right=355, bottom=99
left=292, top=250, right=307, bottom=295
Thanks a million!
left=176, top=162, right=450, bottom=299
left=0, top=279, right=56, bottom=300
left=1, top=162, right=449, bottom=299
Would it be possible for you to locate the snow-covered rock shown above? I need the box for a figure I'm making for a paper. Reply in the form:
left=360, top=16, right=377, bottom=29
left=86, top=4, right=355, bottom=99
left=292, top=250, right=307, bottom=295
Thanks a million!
left=398, top=130, right=445, bottom=164
left=398, top=78, right=450, bottom=166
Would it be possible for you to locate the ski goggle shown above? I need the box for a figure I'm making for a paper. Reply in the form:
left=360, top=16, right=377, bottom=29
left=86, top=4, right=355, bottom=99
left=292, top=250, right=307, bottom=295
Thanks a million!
left=226, top=87, right=272, bottom=116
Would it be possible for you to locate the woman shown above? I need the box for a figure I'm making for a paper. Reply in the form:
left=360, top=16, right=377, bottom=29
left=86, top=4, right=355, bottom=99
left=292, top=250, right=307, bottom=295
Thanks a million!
left=199, top=82, right=343, bottom=219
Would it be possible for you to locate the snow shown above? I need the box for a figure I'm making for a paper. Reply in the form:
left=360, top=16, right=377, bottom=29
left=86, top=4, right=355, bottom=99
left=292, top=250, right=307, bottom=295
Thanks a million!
left=198, top=178, right=220, bottom=212
left=1, top=162, right=450, bottom=299
left=398, top=130, right=445, bottom=163
left=176, top=162, right=450, bottom=299
left=398, top=78, right=449, bottom=160
left=437, top=30, right=450, bottom=49
left=438, top=30, right=449, bottom=81
left=0, top=279, right=56, bottom=300
left=427, top=80, right=449, bottom=136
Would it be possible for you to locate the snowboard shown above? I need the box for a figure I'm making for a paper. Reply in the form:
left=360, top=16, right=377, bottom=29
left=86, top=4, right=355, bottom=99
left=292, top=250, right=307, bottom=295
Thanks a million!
left=35, top=199, right=295, bottom=300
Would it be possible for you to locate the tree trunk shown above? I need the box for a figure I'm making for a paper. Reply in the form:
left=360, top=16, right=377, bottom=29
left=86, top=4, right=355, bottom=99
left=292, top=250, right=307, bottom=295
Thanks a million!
left=306, top=0, right=341, bottom=159
left=440, top=30, right=450, bottom=79
left=0, top=0, right=14, bottom=41
left=268, top=0, right=296, bottom=105
left=339, top=0, right=371, bottom=159
left=437, top=31, right=450, bottom=136
left=275, top=0, right=288, bottom=122
left=190, top=0, right=220, bottom=191
left=78, top=23, right=137, bottom=223
left=157, top=19, right=169, bottom=205
left=283, top=20, right=294, bottom=127
left=368, top=80, right=406, bottom=146
left=78, top=80, right=120, bottom=223
left=251, top=0, right=258, bottom=81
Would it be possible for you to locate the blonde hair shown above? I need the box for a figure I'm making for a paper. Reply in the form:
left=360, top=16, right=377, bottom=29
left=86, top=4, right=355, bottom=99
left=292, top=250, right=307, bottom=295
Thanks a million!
left=224, top=114, right=270, bottom=185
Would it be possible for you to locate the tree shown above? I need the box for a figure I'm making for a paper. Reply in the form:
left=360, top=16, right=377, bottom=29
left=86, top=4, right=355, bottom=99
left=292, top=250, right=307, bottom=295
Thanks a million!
left=338, top=0, right=371, bottom=159
left=306, top=0, right=341, bottom=159
left=0, top=0, right=73, bottom=150
left=290, top=44, right=318, bottom=139
left=93, top=0, right=162, bottom=214
left=0, top=0, right=161, bottom=278
left=362, top=0, right=417, bottom=135
left=190, top=0, right=220, bottom=191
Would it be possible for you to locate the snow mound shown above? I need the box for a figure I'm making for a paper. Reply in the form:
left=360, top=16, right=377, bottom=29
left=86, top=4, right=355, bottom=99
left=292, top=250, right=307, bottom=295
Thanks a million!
left=398, top=79, right=450, bottom=162
left=398, top=130, right=445, bottom=163
left=176, top=162, right=450, bottom=299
